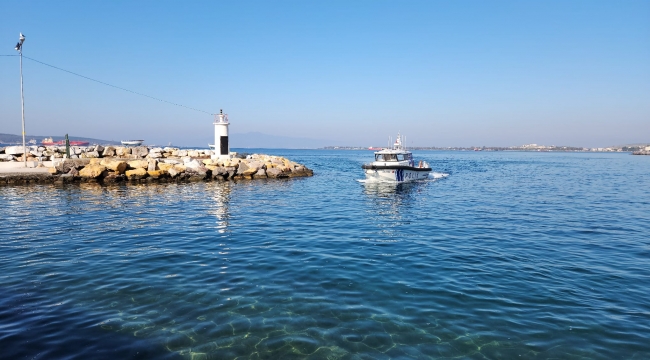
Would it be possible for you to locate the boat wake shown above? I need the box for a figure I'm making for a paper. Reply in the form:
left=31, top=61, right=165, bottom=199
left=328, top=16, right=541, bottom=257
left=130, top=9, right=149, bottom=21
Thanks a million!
left=428, top=172, right=449, bottom=180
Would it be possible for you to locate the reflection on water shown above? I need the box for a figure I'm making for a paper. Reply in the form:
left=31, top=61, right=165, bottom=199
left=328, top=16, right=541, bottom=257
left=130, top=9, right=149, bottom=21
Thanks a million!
left=209, top=182, right=232, bottom=233
left=363, top=179, right=426, bottom=197
left=361, top=172, right=449, bottom=197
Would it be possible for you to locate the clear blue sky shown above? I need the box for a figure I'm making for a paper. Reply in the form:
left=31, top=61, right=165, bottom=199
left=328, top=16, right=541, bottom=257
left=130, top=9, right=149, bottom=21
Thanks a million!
left=1, top=0, right=648, bottom=147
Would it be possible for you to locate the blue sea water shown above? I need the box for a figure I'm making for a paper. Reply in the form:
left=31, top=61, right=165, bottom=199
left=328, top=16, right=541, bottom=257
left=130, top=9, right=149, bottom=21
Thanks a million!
left=1, top=150, right=649, bottom=359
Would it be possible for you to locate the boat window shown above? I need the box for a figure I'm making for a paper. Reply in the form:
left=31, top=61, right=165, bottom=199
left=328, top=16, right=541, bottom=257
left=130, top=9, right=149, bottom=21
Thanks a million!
left=376, top=154, right=398, bottom=161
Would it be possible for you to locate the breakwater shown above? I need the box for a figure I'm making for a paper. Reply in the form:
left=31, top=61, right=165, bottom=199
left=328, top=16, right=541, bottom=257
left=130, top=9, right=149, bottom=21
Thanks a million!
left=0, top=145, right=313, bottom=185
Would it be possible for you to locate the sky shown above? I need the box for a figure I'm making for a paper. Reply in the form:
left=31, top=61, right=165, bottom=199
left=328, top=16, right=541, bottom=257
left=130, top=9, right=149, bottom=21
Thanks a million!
left=1, top=0, right=648, bottom=148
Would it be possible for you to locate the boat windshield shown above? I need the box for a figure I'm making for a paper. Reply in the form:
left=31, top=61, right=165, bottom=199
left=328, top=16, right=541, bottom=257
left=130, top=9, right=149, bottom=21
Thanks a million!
left=375, top=153, right=411, bottom=161
left=376, top=154, right=397, bottom=161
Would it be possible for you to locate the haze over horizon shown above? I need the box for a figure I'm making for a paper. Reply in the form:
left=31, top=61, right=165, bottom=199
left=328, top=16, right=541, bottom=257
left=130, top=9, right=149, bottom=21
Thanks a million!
left=1, top=1, right=648, bottom=148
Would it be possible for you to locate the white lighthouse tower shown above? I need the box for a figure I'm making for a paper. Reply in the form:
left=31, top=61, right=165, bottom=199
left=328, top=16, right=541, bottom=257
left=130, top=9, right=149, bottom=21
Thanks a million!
left=211, top=109, right=230, bottom=160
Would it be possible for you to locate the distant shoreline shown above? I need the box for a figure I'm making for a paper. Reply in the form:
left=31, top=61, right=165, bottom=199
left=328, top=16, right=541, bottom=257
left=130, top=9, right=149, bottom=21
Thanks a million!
left=321, top=147, right=641, bottom=153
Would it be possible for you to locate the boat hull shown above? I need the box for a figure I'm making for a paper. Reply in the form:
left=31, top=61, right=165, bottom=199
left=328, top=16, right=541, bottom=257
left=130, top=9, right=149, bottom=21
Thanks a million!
left=362, top=165, right=431, bottom=183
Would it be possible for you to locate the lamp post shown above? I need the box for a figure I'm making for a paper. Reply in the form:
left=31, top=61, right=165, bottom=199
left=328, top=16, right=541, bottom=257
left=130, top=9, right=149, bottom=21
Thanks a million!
left=15, top=33, right=26, bottom=167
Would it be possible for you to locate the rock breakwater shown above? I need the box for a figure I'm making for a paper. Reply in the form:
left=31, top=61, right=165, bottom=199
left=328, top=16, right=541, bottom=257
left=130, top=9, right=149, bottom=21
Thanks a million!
left=0, top=145, right=313, bottom=185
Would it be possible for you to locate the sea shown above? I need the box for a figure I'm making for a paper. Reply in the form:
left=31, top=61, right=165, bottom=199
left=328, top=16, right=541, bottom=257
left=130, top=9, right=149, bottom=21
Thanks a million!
left=1, top=150, right=649, bottom=359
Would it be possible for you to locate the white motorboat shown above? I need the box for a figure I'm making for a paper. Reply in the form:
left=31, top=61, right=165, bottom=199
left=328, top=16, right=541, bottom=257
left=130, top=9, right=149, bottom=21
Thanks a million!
left=121, top=140, right=144, bottom=146
left=362, top=133, right=431, bottom=182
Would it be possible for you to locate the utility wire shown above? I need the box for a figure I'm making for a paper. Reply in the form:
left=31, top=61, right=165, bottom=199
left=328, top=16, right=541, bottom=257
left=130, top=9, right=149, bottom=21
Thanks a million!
left=10, top=55, right=214, bottom=115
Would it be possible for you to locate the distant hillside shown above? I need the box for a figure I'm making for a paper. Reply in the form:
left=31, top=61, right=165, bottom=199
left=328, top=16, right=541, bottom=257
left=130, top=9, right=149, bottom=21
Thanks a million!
left=0, top=133, right=121, bottom=145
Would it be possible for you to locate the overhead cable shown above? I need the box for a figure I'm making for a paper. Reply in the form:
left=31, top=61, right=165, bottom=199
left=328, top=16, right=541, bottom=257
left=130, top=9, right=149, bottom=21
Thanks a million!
left=19, top=55, right=214, bottom=115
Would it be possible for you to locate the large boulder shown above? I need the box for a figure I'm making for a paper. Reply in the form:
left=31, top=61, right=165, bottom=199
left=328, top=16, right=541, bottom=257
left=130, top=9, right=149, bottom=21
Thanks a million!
left=185, top=159, right=202, bottom=169
left=147, top=170, right=165, bottom=179
left=168, top=167, right=180, bottom=178
left=0, top=154, right=15, bottom=161
left=4, top=146, right=24, bottom=155
left=82, top=151, right=100, bottom=158
left=236, top=161, right=259, bottom=176
left=147, top=159, right=157, bottom=171
left=125, top=168, right=147, bottom=180
left=224, top=166, right=237, bottom=179
left=55, top=159, right=90, bottom=173
left=253, top=169, right=267, bottom=179
left=157, top=163, right=175, bottom=171
left=290, top=166, right=313, bottom=177
left=186, top=163, right=209, bottom=179
left=127, top=160, right=149, bottom=169
left=115, top=147, right=131, bottom=156
left=266, top=167, right=288, bottom=178
left=79, top=164, right=106, bottom=179
left=212, top=166, right=228, bottom=176
left=100, top=159, right=128, bottom=173
left=131, top=146, right=149, bottom=158
left=148, top=150, right=163, bottom=159
left=102, top=146, right=116, bottom=157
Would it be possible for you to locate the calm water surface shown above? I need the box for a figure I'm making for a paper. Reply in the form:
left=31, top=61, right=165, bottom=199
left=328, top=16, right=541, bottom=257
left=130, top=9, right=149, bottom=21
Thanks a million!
left=1, top=150, right=649, bottom=359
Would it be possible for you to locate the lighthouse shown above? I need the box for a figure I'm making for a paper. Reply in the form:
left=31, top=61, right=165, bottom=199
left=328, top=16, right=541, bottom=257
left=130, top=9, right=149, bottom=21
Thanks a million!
left=211, top=109, right=230, bottom=160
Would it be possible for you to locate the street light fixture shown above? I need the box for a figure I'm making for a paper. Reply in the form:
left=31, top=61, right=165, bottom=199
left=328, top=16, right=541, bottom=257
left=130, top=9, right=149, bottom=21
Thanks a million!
left=15, top=33, right=26, bottom=167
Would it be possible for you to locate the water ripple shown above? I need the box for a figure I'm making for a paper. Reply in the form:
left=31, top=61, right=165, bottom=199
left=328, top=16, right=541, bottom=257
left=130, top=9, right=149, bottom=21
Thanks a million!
left=0, top=151, right=649, bottom=359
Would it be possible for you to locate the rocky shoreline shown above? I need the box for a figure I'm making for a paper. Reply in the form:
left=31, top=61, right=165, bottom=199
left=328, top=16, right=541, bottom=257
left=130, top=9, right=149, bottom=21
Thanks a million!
left=0, top=145, right=313, bottom=185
